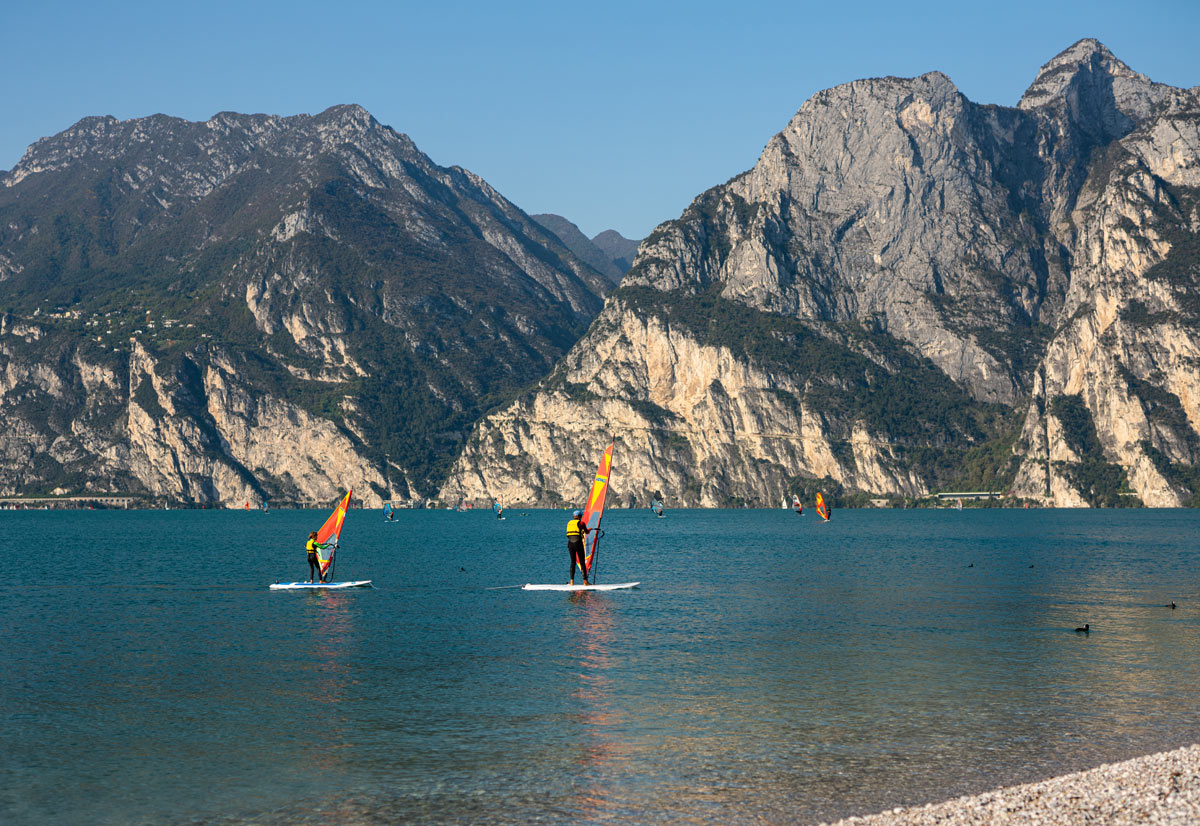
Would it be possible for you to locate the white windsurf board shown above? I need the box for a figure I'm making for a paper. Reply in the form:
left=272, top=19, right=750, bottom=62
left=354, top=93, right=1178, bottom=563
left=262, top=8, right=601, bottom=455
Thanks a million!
left=522, top=582, right=640, bottom=591
left=269, top=580, right=373, bottom=590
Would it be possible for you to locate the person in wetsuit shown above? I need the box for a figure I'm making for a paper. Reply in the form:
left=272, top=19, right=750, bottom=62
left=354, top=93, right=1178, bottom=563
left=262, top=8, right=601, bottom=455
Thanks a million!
left=567, top=509, right=591, bottom=586
left=306, top=531, right=331, bottom=583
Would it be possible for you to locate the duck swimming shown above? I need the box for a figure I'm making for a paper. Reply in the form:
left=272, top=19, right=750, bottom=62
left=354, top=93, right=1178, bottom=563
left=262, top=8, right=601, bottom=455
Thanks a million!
left=1075, top=624, right=1090, bottom=633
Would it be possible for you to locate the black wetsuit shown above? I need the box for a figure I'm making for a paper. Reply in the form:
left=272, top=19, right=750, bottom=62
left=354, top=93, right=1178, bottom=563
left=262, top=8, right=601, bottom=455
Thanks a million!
left=307, top=539, right=330, bottom=582
left=567, top=517, right=589, bottom=582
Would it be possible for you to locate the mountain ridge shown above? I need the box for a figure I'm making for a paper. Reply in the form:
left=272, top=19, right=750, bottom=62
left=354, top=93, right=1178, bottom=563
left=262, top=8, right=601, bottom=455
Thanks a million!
left=0, top=105, right=610, bottom=504
left=441, top=40, right=1200, bottom=509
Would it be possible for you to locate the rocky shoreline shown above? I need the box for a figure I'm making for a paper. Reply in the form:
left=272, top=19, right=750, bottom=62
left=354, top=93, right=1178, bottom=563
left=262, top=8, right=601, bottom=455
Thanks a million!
left=819, top=745, right=1200, bottom=825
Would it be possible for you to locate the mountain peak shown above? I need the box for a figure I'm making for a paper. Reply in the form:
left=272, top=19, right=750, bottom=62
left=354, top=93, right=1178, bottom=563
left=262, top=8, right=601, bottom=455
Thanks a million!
left=1017, top=38, right=1174, bottom=141
left=1018, top=38, right=1159, bottom=112
left=313, top=103, right=377, bottom=131
left=1053, top=37, right=1115, bottom=66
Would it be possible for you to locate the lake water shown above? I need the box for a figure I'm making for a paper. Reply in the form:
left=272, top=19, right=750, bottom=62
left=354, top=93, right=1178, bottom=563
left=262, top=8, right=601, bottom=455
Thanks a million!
left=4, top=507, right=1200, bottom=824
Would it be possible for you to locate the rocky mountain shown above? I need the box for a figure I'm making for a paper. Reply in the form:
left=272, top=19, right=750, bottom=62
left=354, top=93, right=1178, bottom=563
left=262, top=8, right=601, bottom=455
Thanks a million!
left=441, top=40, right=1200, bottom=508
left=0, top=105, right=610, bottom=505
left=531, top=213, right=640, bottom=283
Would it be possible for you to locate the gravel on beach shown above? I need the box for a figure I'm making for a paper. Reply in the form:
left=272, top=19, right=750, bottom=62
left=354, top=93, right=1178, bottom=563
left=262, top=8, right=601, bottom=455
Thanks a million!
left=818, top=744, right=1200, bottom=825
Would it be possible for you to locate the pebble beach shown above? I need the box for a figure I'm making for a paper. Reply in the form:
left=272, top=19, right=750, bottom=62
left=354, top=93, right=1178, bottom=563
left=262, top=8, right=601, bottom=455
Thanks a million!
left=821, top=745, right=1200, bottom=825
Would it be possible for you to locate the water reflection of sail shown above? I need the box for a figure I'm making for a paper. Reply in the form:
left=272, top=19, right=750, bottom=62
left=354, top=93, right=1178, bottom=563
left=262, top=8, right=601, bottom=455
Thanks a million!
left=570, top=593, right=627, bottom=816
left=306, top=590, right=357, bottom=777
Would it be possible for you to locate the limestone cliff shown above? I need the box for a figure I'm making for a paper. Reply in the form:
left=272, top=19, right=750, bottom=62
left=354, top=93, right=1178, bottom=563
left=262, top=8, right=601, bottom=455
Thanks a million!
left=443, top=40, right=1200, bottom=507
left=1011, top=91, right=1200, bottom=506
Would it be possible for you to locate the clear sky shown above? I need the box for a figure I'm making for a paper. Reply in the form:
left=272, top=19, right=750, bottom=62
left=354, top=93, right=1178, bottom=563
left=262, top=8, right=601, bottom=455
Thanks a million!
left=4, top=0, right=1199, bottom=239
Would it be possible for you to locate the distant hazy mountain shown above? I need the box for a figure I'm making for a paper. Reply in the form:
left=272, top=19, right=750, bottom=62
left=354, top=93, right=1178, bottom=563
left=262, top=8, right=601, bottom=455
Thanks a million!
left=531, top=214, right=640, bottom=283
left=444, top=39, right=1200, bottom=509
left=0, top=104, right=610, bottom=503
left=591, top=229, right=640, bottom=273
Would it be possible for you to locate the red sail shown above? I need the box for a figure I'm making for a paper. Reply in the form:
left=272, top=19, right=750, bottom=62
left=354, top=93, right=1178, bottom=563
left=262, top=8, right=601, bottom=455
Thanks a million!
left=315, top=490, right=352, bottom=575
left=579, top=442, right=614, bottom=578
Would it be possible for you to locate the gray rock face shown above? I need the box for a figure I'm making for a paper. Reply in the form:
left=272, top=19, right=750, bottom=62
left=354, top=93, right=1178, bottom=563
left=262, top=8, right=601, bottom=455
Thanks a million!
left=443, top=41, right=1200, bottom=508
left=0, top=105, right=609, bottom=504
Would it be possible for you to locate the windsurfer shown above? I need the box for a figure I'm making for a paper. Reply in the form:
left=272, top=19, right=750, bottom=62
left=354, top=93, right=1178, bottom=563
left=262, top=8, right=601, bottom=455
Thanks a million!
left=306, top=531, right=330, bottom=583
left=567, top=509, right=591, bottom=586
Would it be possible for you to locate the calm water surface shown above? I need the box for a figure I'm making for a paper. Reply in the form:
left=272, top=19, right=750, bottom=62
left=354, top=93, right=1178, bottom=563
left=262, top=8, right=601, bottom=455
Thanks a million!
left=3, top=508, right=1200, bottom=824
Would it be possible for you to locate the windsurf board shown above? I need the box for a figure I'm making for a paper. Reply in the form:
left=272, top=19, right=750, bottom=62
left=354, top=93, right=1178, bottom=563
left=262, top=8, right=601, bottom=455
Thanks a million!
left=522, top=582, right=640, bottom=591
left=270, top=580, right=373, bottom=590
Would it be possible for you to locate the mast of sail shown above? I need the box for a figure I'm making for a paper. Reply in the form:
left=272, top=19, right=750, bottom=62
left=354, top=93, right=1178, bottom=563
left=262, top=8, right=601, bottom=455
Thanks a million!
left=315, top=490, right=352, bottom=577
left=580, top=441, right=615, bottom=582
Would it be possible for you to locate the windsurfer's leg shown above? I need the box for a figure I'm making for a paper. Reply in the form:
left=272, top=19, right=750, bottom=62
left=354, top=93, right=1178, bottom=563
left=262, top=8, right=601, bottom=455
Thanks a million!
left=569, top=542, right=582, bottom=584
left=570, top=543, right=589, bottom=585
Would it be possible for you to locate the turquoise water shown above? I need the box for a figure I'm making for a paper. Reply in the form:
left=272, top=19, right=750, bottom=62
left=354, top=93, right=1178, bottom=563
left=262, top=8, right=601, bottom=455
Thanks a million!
left=4, top=508, right=1200, bottom=824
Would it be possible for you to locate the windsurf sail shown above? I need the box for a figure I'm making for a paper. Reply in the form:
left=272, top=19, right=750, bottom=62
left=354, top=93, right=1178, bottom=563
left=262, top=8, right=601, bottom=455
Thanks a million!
left=315, top=490, right=352, bottom=577
left=579, top=441, right=615, bottom=581
left=792, top=494, right=803, bottom=516
left=494, top=501, right=504, bottom=519
left=815, top=492, right=829, bottom=522
left=383, top=501, right=394, bottom=520
left=651, top=498, right=664, bottom=517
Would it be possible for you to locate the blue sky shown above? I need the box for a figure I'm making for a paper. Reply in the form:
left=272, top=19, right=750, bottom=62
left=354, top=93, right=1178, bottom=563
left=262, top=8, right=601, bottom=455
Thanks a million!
left=4, top=0, right=1199, bottom=238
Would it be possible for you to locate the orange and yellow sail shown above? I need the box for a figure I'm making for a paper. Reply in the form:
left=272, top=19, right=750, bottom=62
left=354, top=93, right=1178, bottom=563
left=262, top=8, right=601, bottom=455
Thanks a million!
left=815, top=492, right=829, bottom=521
left=315, top=490, right=352, bottom=576
left=579, top=442, right=615, bottom=579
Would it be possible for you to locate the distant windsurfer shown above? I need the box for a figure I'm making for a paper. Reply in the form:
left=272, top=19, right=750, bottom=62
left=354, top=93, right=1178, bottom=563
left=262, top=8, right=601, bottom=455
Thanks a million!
left=567, top=509, right=591, bottom=586
left=306, top=530, right=330, bottom=583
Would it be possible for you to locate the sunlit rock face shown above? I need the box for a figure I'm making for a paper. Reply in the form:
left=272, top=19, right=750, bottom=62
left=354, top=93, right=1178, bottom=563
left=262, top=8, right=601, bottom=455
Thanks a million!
left=0, top=106, right=609, bottom=504
left=444, top=40, right=1200, bottom=508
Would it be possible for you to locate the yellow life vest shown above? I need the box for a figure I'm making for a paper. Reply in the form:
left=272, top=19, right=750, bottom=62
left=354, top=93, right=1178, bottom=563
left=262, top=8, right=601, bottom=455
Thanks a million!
left=306, top=538, right=319, bottom=553
left=566, top=518, right=585, bottom=538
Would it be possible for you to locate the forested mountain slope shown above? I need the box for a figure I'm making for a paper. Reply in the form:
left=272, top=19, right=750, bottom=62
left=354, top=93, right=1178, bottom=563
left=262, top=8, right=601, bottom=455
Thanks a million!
left=0, top=105, right=609, bottom=504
